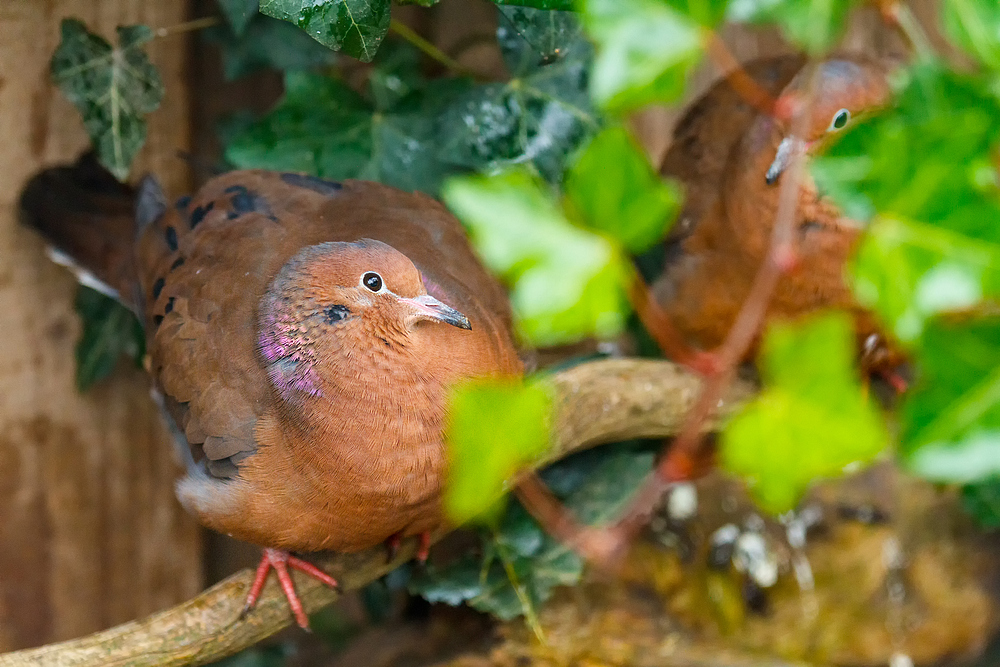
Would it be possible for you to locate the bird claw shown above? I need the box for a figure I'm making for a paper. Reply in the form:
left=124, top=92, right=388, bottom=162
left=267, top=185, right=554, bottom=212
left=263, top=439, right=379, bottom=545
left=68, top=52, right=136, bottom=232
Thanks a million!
left=243, top=547, right=339, bottom=630
left=385, top=532, right=402, bottom=563
left=384, top=531, right=432, bottom=566
left=416, top=531, right=432, bottom=565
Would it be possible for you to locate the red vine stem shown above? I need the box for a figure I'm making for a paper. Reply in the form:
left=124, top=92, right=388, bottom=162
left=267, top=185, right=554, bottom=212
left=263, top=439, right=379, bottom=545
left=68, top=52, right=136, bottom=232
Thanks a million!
left=703, top=30, right=781, bottom=118
left=628, top=274, right=723, bottom=376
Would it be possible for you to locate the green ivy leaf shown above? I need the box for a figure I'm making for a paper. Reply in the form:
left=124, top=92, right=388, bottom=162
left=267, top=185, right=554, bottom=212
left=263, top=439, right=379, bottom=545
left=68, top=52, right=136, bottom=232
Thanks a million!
left=75, top=286, right=145, bottom=391
left=218, top=0, right=260, bottom=35
left=962, top=477, right=1000, bottom=529
left=665, top=0, right=732, bottom=27
left=903, top=316, right=1000, bottom=484
left=497, top=6, right=583, bottom=76
left=942, top=0, right=1000, bottom=71
left=205, top=14, right=339, bottom=80
left=565, top=125, right=681, bottom=253
left=813, top=65, right=1000, bottom=343
left=443, top=169, right=631, bottom=346
left=438, top=9, right=598, bottom=183
left=727, top=0, right=858, bottom=55
left=444, top=377, right=552, bottom=525
left=412, top=445, right=654, bottom=619
left=579, top=0, right=703, bottom=112
left=367, top=39, right=423, bottom=111
left=721, top=313, right=889, bottom=513
left=225, top=66, right=465, bottom=194
left=259, top=0, right=390, bottom=62
left=51, top=19, right=164, bottom=181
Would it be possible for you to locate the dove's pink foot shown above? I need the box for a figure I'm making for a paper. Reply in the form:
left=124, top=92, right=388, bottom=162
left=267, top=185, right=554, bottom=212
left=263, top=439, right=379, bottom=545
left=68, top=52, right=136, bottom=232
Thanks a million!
left=243, top=547, right=338, bottom=630
left=416, top=531, right=432, bottom=563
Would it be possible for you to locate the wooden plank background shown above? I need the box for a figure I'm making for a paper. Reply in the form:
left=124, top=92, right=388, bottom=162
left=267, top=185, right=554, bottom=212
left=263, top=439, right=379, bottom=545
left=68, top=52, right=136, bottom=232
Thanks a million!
left=0, top=0, right=202, bottom=651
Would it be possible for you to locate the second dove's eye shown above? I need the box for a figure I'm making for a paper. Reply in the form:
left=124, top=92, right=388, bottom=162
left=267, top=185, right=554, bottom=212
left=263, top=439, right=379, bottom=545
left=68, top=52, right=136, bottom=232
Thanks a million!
left=829, top=108, right=851, bottom=131
left=362, top=272, right=384, bottom=292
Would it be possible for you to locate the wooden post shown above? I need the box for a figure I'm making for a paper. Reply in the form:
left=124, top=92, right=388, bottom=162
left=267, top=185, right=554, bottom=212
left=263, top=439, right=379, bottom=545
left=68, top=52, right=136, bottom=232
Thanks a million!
left=0, top=0, right=201, bottom=650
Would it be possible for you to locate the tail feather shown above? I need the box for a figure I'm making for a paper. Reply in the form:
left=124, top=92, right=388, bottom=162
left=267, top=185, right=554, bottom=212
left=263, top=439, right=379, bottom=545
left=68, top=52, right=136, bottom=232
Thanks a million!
left=19, top=152, right=141, bottom=309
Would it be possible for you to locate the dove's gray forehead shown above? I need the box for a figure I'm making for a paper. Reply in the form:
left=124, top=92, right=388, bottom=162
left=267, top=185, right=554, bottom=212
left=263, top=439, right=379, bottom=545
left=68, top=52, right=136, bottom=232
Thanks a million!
left=817, top=60, right=867, bottom=86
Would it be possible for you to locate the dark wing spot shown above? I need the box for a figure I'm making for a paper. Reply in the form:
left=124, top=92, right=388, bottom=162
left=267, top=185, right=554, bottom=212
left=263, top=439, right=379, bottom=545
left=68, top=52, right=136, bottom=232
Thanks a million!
left=170, top=257, right=185, bottom=271
left=231, top=190, right=256, bottom=213
left=152, top=277, right=165, bottom=299
left=224, top=186, right=276, bottom=221
left=189, top=201, right=215, bottom=229
left=165, top=227, right=178, bottom=252
left=164, top=297, right=175, bottom=314
left=280, top=172, right=342, bottom=196
left=174, top=195, right=191, bottom=211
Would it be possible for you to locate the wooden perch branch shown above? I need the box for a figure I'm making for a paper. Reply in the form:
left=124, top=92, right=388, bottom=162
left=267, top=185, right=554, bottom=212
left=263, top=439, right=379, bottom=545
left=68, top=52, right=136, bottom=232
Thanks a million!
left=0, top=358, right=754, bottom=667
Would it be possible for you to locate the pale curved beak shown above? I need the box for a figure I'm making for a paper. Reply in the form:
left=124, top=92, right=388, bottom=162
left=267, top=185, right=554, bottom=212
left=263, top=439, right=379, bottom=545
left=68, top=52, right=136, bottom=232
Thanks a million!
left=765, top=136, right=813, bottom=185
left=398, top=293, right=472, bottom=330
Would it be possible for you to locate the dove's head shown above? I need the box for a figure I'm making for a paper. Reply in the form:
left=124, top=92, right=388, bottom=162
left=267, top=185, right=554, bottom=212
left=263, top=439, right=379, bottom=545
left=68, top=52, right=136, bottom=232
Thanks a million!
left=764, top=58, right=891, bottom=185
left=258, top=239, right=471, bottom=400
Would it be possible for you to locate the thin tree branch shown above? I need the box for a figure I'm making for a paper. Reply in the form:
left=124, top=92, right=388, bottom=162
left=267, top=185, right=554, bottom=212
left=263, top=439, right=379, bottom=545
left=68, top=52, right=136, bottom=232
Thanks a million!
left=0, top=358, right=754, bottom=667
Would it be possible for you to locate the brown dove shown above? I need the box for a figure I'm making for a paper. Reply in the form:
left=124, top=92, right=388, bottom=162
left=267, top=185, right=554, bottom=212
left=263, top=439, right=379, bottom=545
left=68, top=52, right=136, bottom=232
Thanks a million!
left=20, top=156, right=522, bottom=629
left=648, top=55, right=904, bottom=379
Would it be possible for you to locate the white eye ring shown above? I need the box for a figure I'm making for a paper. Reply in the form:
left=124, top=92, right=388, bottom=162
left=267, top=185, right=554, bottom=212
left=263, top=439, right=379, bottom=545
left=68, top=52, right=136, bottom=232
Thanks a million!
left=828, top=108, right=851, bottom=131
left=361, top=271, right=385, bottom=293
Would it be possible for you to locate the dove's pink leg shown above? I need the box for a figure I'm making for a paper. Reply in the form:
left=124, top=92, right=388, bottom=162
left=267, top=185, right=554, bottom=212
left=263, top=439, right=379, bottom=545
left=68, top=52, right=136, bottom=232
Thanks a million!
left=243, top=547, right=338, bottom=630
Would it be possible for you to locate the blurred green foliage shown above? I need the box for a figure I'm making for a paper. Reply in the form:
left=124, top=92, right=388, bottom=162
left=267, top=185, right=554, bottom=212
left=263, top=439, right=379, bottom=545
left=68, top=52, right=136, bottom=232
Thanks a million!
left=218, top=0, right=261, bottom=35
left=813, top=61, right=1000, bottom=506
left=727, top=0, right=858, bottom=55
left=721, top=313, right=889, bottom=513
left=412, top=444, right=654, bottom=620
left=444, top=377, right=552, bottom=524
left=902, top=315, right=1000, bottom=483
left=579, top=0, right=703, bottom=111
left=565, top=126, right=682, bottom=253
left=206, top=13, right=338, bottom=80
left=74, top=287, right=144, bottom=390
left=962, top=476, right=1000, bottom=529
left=444, top=169, right=631, bottom=345
left=814, top=64, right=1000, bottom=344
left=942, top=0, right=1000, bottom=71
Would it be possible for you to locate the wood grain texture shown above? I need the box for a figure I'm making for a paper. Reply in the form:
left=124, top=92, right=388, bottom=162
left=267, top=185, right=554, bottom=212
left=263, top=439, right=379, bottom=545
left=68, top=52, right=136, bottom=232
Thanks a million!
left=0, top=0, right=201, bottom=650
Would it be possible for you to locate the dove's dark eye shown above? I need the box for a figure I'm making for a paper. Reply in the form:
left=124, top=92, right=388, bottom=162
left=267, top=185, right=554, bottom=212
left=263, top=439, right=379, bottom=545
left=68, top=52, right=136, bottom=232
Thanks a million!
left=324, top=305, right=351, bottom=323
left=829, top=108, right=850, bottom=131
left=362, top=272, right=384, bottom=292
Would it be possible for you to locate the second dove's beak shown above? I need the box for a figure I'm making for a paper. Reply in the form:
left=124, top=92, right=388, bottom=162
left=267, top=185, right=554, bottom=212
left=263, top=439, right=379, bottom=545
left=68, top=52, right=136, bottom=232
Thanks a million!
left=399, top=294, right=472, bottom=330
left=765, top=136, right=810, bottom=185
